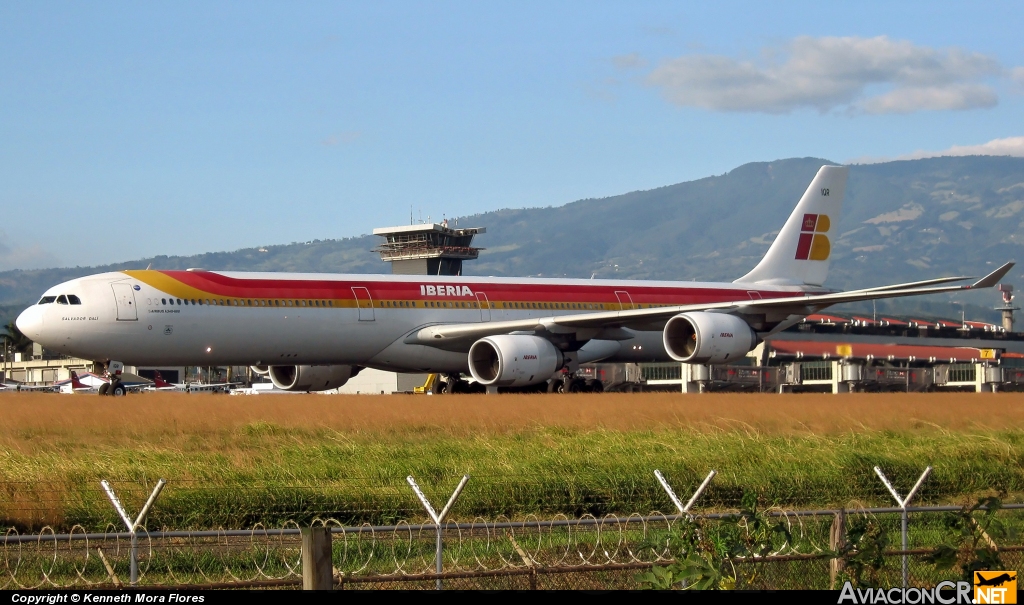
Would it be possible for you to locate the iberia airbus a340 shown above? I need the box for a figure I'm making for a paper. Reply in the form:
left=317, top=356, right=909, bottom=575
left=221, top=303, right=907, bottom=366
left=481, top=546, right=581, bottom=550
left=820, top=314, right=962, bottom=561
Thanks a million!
left=15, top=166, right=1014, bottom=393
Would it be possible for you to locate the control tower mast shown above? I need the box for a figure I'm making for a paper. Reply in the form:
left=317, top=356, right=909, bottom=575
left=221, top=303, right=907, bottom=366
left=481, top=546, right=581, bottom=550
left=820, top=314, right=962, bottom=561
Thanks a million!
left=373, top=220, right=485, bottom=276
left=997, top=284, right=1019, bottom=332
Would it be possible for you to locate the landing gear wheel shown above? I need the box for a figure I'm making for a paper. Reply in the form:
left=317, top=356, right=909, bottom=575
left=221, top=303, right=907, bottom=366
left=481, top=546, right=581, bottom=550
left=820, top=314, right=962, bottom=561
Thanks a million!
left=585, top=379, right=604, bottom=393
left=111, top=382, right=126, bottom=397
left=561, top=377, right=585, bottom=393
left=547, top=379, right=560, bottom=393
left=441, top=374, right=466, bottom=394
left=98, top=383, right=110, bottom=396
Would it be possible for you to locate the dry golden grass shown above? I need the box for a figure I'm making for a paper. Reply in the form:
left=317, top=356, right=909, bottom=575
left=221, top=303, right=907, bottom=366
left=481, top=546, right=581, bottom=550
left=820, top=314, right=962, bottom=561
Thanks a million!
left=3, top=390, right=1024, bottom=529
left=1, top=391, right=1022, bottom=446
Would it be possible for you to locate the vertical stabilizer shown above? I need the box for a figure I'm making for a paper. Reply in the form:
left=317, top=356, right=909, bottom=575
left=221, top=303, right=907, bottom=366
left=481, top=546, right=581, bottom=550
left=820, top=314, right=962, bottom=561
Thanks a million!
left=735, top=165, right=849, bottom=287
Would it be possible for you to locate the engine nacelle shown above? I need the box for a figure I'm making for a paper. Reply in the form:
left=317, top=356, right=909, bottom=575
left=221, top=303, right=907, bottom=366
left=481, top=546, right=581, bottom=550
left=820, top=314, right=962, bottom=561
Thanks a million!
left=250, top=365, right=270, bottom=376
left=663, top=312, right=756, bottom=364
left=468, top=335, right=563, bottom=387
left=269, top=365, right=358, bottom=391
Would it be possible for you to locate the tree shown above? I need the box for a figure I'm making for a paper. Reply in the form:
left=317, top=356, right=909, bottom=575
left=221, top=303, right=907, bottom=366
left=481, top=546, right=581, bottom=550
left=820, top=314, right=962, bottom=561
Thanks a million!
left=1, top=320, right=32, bottom=355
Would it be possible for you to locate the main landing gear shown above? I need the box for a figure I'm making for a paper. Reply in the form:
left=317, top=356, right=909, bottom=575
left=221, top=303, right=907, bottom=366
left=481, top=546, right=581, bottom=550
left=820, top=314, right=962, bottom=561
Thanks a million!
left=439, top=373, right=486, bottom=394
left=547, top=373, right=603, bottom=393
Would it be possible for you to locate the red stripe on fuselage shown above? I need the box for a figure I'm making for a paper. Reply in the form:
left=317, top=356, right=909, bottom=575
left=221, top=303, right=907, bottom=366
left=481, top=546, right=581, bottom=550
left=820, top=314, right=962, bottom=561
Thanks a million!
left=160, top=270, right=807, bottom=305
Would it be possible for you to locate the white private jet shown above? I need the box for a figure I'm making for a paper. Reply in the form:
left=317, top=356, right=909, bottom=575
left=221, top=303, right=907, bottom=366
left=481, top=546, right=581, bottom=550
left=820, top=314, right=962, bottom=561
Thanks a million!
left=15, top=166, right=1014, bottom=393
left=145, top=370, right=242, bottom=393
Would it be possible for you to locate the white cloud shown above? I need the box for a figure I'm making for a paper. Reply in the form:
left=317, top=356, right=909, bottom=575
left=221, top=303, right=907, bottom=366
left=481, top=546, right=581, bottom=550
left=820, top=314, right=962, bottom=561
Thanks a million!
left=646, top=36, right=1003, bottom=114
left=850, top=136, right=1024, bottom=164
left=0, top=231, right=60, bottom=272
left=1012, top=67, right=1024, bottom=86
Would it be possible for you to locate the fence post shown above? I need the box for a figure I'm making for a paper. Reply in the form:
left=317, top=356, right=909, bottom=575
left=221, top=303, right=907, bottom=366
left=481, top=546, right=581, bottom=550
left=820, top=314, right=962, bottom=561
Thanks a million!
left=874, top=466, right=932, bottom=589
left=408, top=474, right=470, bottom=590
left=654, top=469, right=716, bottom=517
left=654, top=470, right=716, bottom=589
left=100, top=478, right=166, bottom=586
left=830, top=509, right=846, bottom=589
left=301, top=526, right=333, bottom=590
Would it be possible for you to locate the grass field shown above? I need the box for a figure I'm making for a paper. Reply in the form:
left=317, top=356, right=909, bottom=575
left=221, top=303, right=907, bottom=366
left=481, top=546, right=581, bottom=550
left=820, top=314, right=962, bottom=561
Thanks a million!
left=1, top=391, right=1023, bottom=531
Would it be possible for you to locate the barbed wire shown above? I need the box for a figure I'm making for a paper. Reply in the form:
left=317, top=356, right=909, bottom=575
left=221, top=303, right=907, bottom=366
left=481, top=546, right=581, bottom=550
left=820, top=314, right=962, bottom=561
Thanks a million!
left=3, top=505, right=1021, bottom=589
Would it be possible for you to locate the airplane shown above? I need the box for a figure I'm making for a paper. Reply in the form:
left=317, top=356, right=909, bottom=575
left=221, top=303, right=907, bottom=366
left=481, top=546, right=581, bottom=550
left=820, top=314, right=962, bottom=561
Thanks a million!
left=55, top=370, right=105, bottom=394
left=0, top=380, right=60, bottom=392
left=54, top=368, right=151, bottom=395
left=14, top=165, right=1015, bottom=394
left=149, top=371, right=178, bottom=390
left=146, top=370, right=241, bottom=393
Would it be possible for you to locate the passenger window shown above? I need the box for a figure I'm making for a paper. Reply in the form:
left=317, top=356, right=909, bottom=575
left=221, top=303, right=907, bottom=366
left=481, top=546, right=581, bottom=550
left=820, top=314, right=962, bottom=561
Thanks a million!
left=161, top=298, right=167, bottom=305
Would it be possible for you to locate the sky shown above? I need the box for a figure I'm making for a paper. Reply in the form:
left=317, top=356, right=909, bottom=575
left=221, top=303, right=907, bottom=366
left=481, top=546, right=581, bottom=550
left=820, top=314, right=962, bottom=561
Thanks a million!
left=1, top=1, right=1023, bottom=270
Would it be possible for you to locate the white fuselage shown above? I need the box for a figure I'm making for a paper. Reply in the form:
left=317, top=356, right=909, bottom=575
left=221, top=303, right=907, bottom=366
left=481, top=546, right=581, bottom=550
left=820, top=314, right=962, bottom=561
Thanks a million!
left=16, top=270, right=813, bottom=373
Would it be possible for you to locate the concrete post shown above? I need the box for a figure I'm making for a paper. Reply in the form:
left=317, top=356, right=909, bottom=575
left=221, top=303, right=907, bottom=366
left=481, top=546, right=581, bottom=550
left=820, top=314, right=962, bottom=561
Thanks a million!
left=301, top=527, right=334, bottom=590
left=830, top=509, right=846, bottom=589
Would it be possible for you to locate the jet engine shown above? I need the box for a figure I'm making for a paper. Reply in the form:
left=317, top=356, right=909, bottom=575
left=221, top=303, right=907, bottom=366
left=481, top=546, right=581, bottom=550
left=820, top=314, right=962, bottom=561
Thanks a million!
left=468, top=335, right=563, bottom=387
left=268, top=365, right=359, bottom=391
left=250, top=365, right=270, bottom=376
left=662, top=312, right=756, bottom=364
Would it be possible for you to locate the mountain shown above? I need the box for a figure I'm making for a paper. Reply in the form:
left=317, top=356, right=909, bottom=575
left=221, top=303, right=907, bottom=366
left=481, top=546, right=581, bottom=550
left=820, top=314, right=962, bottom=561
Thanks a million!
left=3, top=156, right=1023, bottom=326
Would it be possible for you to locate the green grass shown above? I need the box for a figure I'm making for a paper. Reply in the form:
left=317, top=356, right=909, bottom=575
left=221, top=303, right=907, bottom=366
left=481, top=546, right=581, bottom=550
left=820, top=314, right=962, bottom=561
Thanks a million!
left=3, top=425, right=1024, bottom=531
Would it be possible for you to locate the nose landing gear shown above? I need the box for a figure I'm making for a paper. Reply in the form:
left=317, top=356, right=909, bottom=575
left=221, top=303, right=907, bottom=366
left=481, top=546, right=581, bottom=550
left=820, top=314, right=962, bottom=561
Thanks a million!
left=98, top=360, right=127, bottom=396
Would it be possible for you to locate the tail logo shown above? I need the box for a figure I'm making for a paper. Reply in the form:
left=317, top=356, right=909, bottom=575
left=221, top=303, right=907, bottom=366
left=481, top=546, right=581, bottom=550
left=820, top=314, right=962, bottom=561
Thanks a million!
left=795, top=213, right=831, bottom=261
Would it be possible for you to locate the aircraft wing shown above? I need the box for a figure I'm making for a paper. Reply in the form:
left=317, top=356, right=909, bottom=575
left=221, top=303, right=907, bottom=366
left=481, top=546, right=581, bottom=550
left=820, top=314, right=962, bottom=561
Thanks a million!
left=2, top=382, right=59, bottom=392
left=406, top=262, right=1014, bottom=351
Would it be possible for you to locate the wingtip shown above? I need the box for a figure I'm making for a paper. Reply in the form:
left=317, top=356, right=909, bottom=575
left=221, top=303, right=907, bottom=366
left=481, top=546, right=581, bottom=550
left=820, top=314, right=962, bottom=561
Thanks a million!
left=971, top=261, right=1015, bottom=288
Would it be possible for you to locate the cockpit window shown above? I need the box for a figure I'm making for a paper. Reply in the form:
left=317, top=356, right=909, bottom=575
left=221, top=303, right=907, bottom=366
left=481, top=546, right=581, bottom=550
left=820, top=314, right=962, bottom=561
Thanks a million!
left=67, top=295, right=82, bottom=305
left=56, top=295, right=69, bottom=304
left=38, top=296, right=57, bottom=305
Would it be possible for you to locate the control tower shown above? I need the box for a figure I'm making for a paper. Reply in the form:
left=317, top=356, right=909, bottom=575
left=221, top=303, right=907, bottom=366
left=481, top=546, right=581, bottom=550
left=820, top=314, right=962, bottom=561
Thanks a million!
left=373, top=220, right=485, bottom=276
left=997, top=284, right=1019, bottom=332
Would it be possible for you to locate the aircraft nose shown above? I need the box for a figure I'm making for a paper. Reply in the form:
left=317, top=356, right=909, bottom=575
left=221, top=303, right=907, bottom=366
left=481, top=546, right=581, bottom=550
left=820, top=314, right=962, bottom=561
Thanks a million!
left=15, top=305, right=44, bottom=341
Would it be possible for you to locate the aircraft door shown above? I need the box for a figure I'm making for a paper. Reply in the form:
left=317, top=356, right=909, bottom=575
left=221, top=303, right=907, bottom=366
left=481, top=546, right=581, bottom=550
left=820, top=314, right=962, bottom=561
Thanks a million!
left=351, top=287, right=375, bottom=321
left=111, top=283, right=138, bottom=321
left=476, top=293, right=491, bottom=322
left=614, top=291, right=634, bottom=310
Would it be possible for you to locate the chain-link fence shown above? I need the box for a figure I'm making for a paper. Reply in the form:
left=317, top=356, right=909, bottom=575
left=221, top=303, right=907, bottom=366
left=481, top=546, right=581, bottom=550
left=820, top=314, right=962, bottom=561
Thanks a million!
left=4, top=505, right=1024, bottom=589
